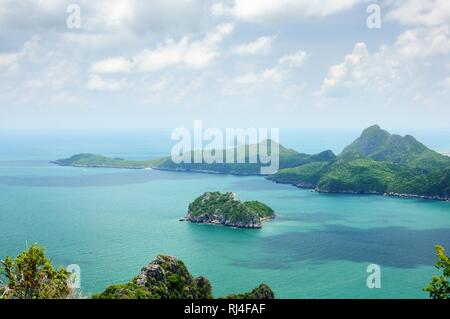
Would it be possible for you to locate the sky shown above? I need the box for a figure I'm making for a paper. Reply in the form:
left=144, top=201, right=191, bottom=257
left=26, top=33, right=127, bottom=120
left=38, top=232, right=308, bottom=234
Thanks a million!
left=0, top=0, right=449, bottom=131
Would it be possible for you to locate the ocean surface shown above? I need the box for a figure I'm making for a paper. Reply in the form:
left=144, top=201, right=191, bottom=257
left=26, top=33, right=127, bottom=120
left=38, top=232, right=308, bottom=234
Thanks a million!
left=0, top=129, right=450, bottom=298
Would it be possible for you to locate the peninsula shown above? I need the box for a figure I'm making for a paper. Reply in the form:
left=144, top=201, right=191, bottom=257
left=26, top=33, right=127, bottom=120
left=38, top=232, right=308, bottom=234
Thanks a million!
left=52, top=125, right=450, bottom=201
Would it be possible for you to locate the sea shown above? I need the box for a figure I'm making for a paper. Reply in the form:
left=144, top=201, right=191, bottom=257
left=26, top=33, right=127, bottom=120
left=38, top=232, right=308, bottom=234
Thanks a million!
left=0, top=128, right=449, bottom=298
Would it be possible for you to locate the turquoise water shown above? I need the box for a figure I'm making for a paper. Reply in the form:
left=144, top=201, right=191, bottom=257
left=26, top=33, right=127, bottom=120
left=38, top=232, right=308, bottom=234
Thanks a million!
left=0, top=130, right=450, bottom=298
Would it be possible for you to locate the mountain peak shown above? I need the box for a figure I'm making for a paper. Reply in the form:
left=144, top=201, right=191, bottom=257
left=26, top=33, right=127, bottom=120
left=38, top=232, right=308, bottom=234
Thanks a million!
left=341, top=125, right=449, bottom=169
left=364, top=124, right=382, bottom=131
left=342, top=125, right=390, bottom=157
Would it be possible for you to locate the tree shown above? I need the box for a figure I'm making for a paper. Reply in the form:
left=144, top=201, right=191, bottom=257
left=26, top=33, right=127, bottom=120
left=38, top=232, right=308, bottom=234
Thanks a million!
left=0, top=244, right=71, bottom=299
left=424, top=245, right=450, bottom=299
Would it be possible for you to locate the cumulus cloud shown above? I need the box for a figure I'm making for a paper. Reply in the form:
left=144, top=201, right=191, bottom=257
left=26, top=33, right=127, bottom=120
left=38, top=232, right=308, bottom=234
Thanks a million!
left=318, top=42, right=368, bottom=94
left=0, top=0, right=208, bottom=34
left=214, top=0, right=362, bottom=22
left=386, top=0, right=450, bottom=27
left=232, top=36, right=273, bottom=56
left=91, top=57, right=133, bottom=74
left=394, top=26, right=450, bottom=58
left=318, top=24, right=450, bottom=96
left=231, top=50, right=309, bottom=87
left=278, top=51, right=310, bottom=67
left=87, top=23, right=233, bottom=74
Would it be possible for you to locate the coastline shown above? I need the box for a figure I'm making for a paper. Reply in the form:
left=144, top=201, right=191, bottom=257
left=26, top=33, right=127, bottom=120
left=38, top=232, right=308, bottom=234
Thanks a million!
left=271, top=180, right=450, bottom=202
left=51, top=162, right=450, bottom=202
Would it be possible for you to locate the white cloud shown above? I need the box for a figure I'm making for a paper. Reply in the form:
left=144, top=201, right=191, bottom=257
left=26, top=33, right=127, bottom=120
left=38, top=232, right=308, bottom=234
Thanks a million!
left=87, top=74, right=124, bottom=91
left=91, top=57, right=133, bottom=74
left=134, top=23, right=234, bottom=71
left=318, top=24, right=450, bottom=95
left=231, top=50, right=309, bottom=87
left=211, top=2, right=228, bottom=17
left=215, top=0, right=361, bottom=22
left=0, top=36, right=40, bottom=69
left=0, top=0, right=208, bottom=34
left=232, top=36, right=273, bottom=56
left=318, top=42, right=368, bottom=94
left=394, top=26, right=450, bottom=58
left=386, top=0, right=450, bottom=27
left=278, top=50, right=310, bottom=67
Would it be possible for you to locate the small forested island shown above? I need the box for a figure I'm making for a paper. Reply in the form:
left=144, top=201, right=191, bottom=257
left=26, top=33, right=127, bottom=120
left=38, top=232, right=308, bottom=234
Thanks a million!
left=183, top=192, right=275, bottom=228
left=52, top=125, right=450, bottom=201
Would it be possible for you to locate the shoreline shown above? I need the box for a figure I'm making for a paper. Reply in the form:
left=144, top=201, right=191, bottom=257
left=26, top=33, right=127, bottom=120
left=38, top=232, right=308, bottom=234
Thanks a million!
left=271, top=180, right=450, bottom=202
left=51, top=161, right=450, bottom=202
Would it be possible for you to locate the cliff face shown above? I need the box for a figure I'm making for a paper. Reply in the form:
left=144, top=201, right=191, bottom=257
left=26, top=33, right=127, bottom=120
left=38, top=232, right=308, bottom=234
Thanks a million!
left=185, top=192, right=275, bottom=229
left=94, top=254, right=274, bottom=299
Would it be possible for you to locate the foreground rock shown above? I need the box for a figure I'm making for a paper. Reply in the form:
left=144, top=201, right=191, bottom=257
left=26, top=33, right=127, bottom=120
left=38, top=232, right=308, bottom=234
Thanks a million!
left=185, top=192, right=275, bottom=229
left=222, top=284, right=275, bottom=299
left=93, top=255, right=274, bottom=299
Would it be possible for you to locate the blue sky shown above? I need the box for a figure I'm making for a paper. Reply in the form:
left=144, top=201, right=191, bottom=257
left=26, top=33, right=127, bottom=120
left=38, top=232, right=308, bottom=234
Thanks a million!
left=0, top=0, right=449, bottom=130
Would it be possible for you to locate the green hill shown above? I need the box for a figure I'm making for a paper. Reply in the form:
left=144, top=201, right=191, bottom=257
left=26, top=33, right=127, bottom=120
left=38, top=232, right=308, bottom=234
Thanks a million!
left=341, top=125, right=450, bottom=171
left=52, top=126, right=450, bottom=200
left=270, top=125, right=450, bottom=200
left=52, top=140, right=336, bottom=175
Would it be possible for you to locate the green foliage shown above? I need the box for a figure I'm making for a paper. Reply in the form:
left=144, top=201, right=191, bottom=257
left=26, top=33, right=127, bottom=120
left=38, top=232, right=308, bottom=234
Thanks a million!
left=93, top=282, right=153, bottom=299
left=54, top=126, right=450, bottom=199
left=93, top=255, right=214, bottom=299
left=52, top=153, right=156, bottom=169
left=0, top=244, right=71, bottom=299
left=424, top=245, right=450, bottom=299
left=53, top=141, right=336, bottom=176
left=187, top=192, right=274, bottom=226
left=243, top=201, right=274, bottom=219
left=270, top=125, right=450, bottom=198
left=342, top=125, right=450, bottom=170
left=189, top=192, right=257, bottom=224
left=221, top=284, right=275, bottom=299
left=267, top=161, right=330, bottom=186
left=94, top=254, right=271, bottom=300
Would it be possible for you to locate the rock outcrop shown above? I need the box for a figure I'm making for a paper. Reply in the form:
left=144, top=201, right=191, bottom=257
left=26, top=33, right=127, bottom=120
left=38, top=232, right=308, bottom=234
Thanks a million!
left=94, top=254, right=274, bottom=299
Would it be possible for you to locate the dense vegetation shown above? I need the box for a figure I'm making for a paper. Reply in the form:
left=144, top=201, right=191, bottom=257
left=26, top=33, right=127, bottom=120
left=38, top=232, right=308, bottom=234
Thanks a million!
left=1, top=246, right=274, bottom=299
left=52, top=153, right=159, bottom=169
left=94, top=255, right=213, bottom=299
left=0, top=244, right=72, bottom=299
left=185, top=192, right=275, bottom=228
left=424, top=245, right=450, bottom=299
left=269, top=125, right=450, bottom=199
left=94, top=254, right=274, bottom=299
left=221, top=284, right=275, bottom=299
left=53, top=141, right=335, bottom=175
left=53, top=125, right=450, bottom=200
